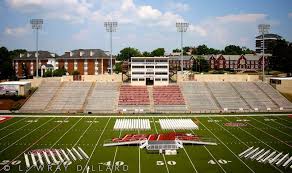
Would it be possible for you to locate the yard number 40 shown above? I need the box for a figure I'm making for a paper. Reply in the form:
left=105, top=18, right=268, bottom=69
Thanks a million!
left=156, top=161, right=176, bottom=166
left=208, top=159, right=231, bottom=165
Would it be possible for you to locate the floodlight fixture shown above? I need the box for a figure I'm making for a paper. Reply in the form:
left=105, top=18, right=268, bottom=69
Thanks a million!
left=104, top=21, right=118, bottom=75
left=176, top=22, right=189, bottom=73
left=30, top=19, right=43, bottom=78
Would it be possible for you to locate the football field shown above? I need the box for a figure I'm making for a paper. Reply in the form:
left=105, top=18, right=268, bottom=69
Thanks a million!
left=0, top=114, right=292, bottom=173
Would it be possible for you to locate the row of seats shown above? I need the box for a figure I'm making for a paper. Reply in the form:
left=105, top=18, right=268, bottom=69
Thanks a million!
left=20, top=81, right=61, bottom=112
left=118, top=85, right=150, bottom=105
left=153, top=85, right=185, bottom=105
left=85, top=82, right=120, bottom=113
left=46, top=82, right=92, bottom=112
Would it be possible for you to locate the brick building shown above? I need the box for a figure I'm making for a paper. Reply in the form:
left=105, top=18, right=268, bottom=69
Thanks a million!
left=13, top=49, right=115, bottom=78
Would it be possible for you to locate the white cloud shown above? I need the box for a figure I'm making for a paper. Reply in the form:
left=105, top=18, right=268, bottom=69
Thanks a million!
left=166, top=2, right=190, bottom=12
left=288, top=12, right=292, bottom=18
left=4, top=24, right=30, bottom=37
left=216, top=13, right=267, bottom=23
left=6, top=0, right=93, bottom=23
left=72, top=29, right=90, bottom=41
left=137, top=6, right=162, bottom=20
left=189, top=25, right=207, bottom=37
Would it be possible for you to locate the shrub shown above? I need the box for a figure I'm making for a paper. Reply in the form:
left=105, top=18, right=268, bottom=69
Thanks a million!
left=53, top=68, right=66, bottom=76
left=72, top=70, right=80, bottom=75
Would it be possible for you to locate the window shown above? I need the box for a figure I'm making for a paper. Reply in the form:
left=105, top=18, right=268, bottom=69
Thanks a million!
left=156, top=59, right=167, bottom=62
left=132, top=78, right=138, bottom=81
left=155, top=78, right=161, bottom=81
left=155, top=72, right=168, bottom=75
left=132, top=72, right=144, bottom=75
left=132, top=59, right=144, bottom=63
left=139, top=78, right=145, bottom=81
left=132, top=66, right=144, bottom=68
left=156, top=66, right=167, bottom=68
left=146, top=72, right=154, bottom=75
left=146, top=66, right=154, bottom=68
left=146, top=59, right=154, bottom=62
left=162, top=78, right=168, bottom=81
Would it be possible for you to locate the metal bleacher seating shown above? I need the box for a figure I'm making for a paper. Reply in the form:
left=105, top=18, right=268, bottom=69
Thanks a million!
left=153, top=85, right=187, bottom=113
left=255, top=82, right=292, bottom=110
left=20, top=81, right=61, bottom=113
left=46, top=81, right=92, bottom=113
left=85, top=82, right=120, bottom=113
left=118, top=85, right=150, bottom=112
left=206, top=82, right=250, bottom=111
left=180, top=82, right=220, bottom=112
left=231, top=82, right=278, bottom=110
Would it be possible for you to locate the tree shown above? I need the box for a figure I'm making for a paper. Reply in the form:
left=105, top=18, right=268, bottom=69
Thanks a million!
left=151, top=48, right=165, bottom=56
left=71, top=70, right=80, bottom=75
left=223, top=45, right=243, bottom=55
left=53, top=68, right=66, bottom=76
left=193, top=56, right=209, bottom=72
left=0, top=47, right=26, bottom=80
left=269, top=39, right=292, bottom=75
left=142, top=51, right=151, bottom=57
left=113, top=62, right=122, bottom=74
left=196, top=45, right=209, bottom=55
left=172, top=48, right=181, bottom=53
left=117, top=47, right=141, bottom=61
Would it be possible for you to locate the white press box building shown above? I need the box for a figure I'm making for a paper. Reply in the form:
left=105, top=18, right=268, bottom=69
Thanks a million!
left=131, top=57, right=169, bottom=86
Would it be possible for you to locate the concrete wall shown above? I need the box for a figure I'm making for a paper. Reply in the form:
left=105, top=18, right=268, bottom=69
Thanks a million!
left=178, top=73, right=260, bottom=82
left=275, top=80, right=292, bottom=95
left=20, top=77, right=62, bottom=87
left=61, top=74, right=122, bottom=82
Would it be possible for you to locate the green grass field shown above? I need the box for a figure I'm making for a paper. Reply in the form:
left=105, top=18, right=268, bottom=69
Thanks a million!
left=0, top=114, right=292, bottom=173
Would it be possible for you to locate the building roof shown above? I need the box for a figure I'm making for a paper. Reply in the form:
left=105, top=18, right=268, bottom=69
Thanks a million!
left=132, top=56, right=169, bottom=59
left=14, top=51, right=57, bottom=60
left=256, top=33, right=282, bottom=39
left=169, top=55, right=192, bottom=61
left=0, top=81, right=31, bottom=85
left=270, top=77, right=292, bottom=81
left=58, top=49, right=112, bottom=59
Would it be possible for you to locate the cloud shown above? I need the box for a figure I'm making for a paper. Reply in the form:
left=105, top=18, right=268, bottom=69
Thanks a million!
left=216, top=13, right=267, bottom=23
left=4, top=24, right=30, bottom=37
left=189, top=25, right=207, bottom=37
left=166, top=2, right=190, bottom=12
left=289, top=12, right=292, bottom=18
left=72, top=29, right=90, bottom=41
left=6, top=0, right=93, bottom=23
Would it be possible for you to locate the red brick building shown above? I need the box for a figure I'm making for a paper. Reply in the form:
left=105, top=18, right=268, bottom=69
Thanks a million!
left=13, top=49, right=115, bottom=78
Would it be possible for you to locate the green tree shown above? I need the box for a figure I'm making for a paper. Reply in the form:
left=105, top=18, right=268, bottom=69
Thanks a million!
left=270, top=39, right=292, bottom=75
left=151, top=48, right=165, bottom=56
left=142, top=51, right=151, bottom=57
left=117, top=47, right=142, bottom=61
left=53, top=68, right=66, bottom=77
left=172, top=48, right=181, bottom=53
left=196, top=45, right=209, bottom=55
left=193, top=56, right=209, bottom=72
left=71, top=70, right=80, bottom=75
left=223, top=45, right=243, bottom=55
left=113, top=62, right=123, bottom=74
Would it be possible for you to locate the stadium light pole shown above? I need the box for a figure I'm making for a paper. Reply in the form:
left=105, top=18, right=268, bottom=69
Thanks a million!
left=104, top=21, right=118, bottom=75
left=258, top=24, right=270, bottom=82
left=30, top=19, right=43, bottom=78
left=176, top=22, right=189, bottom=73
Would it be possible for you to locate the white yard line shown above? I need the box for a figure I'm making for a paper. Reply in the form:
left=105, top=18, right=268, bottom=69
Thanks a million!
left=0, top=118, right=52, bottom=153
left=110, top=117, right=124, bottom=173
left=275, top=116, right=292, bottom=124
left=249, top=117, right=292, bottom=138
left=183, top=118, right=226, bottom=173
left=0, top=119, right=37, bottom=141
left=245, top=118, right=292, bottom=148
left=172, top=118, right=198, bottom=173
left=0, top=117, right=28, bottom=131
left=200, top=119, right=255, bottom=173
left=264, top=116, right=292, bottom=130
left=5, top=113, right=292, bottom=118
left=82, top=118, right=112, bottom=173
left=73, top=117, right=97, bottom=147
left=0, top=117, right=61, bottom=172
left=151, top=117, right=169, bottom=173
left=222, top=117, right=283, bottom=173
left=138, top=117, right=141, bottom=173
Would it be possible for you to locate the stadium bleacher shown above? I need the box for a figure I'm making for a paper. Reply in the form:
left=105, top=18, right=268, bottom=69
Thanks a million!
left=20, top=80, right=292, bottom=113
left=85, top=82, right=120, bottom=113
left=46, top=81, right=92, bottom=113
left=180, top=82, right=220, bottom=112
left=20, top=81, right=62, bottom=113
left=153, top=85, right=187, bottom=113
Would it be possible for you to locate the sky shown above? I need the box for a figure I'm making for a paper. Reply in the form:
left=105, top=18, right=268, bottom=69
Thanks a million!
left=0, top=0, right=292, bottom=55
